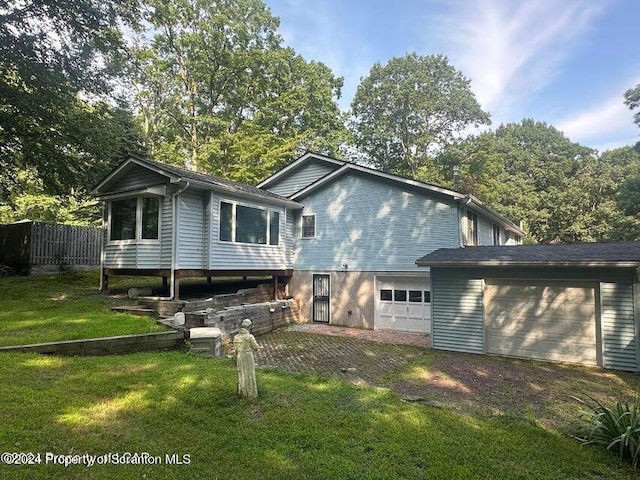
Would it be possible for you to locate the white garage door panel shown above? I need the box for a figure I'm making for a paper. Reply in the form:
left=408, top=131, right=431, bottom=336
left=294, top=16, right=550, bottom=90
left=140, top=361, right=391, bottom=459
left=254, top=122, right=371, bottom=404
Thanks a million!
left=485, top=281, right=597, bottom=365
left=375, top=276, right=431, bottom=333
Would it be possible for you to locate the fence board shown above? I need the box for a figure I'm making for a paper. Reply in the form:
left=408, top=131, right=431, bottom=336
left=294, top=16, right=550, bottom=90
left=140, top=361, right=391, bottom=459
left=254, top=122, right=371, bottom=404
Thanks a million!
left=0, top=222, right=101, bottom=272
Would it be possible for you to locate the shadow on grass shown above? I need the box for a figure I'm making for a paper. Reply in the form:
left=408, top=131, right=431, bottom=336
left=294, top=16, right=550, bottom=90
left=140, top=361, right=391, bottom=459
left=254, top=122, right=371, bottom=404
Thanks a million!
left=390, top=349, right=640, bottom=432
left=0, top=351, right=636, bottom=480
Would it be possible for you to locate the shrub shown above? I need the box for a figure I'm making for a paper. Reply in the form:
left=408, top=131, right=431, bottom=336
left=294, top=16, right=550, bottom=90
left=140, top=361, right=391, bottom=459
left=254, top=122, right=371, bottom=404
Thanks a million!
left=574, top=395, right=640, bottom=468
left=0, top=264, right=14, bottom=277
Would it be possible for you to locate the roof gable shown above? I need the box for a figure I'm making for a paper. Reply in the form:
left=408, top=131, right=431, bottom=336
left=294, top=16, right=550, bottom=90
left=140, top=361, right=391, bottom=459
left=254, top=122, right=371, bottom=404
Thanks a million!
left=257, top=152, right=345, bottom=191
left=259, top=151, right=523, bottom=235
left=92, top=156, right=302, bottom=208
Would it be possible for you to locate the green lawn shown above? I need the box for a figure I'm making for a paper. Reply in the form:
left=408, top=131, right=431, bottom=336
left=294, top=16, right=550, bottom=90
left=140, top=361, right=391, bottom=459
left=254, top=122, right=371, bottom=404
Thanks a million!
left=0, top=351, right=636, bottom=480
left=0, top=273, right=638, bottom=479
left=0, top=272, right=167, bottom=346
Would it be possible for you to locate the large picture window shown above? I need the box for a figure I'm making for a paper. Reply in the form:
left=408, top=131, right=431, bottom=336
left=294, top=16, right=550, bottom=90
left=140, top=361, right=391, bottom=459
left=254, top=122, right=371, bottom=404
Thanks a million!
left=110, top=197, right=160, bottom=241
left=219, top=201, right=280, bottom=246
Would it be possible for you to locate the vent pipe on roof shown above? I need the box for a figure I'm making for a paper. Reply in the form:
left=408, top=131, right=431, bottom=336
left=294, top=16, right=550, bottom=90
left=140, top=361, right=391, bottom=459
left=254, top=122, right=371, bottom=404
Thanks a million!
left=453, top=165, right=460, bottom=191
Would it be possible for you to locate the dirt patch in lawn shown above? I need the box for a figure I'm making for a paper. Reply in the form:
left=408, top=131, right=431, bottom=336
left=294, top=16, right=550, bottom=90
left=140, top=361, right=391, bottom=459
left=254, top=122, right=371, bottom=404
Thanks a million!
left=391, top=349, right=640, bottom=431
left=256, top=328, right=640, bottom=432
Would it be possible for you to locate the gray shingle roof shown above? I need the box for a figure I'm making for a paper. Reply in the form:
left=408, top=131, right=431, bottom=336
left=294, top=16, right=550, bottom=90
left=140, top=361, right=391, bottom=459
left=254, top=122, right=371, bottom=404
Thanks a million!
left=416, top=242, right=640, bottom=267
left=131, top=156, right=292, bottom=203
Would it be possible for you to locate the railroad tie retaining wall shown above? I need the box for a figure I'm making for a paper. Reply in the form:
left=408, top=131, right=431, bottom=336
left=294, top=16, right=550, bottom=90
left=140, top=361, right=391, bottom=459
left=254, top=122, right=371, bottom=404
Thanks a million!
left=0, top=331, right=184, bottom=356
left=204, top=299, right=301, bottom=341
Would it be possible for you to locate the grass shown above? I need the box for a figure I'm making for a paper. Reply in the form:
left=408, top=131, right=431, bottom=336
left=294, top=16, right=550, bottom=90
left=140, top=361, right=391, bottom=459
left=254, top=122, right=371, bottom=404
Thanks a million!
left=0, top=273, right=638, bottom=478
left=0, top=272, right=167, bottom=346
left=0, top=351, right=637, bottom=480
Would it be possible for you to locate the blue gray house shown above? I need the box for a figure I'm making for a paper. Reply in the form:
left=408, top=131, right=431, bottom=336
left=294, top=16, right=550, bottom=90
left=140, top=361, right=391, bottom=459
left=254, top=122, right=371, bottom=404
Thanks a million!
left=92, top=155, right=302, bottom=299
left=416, top=243, right=640, bottom=371
left=257, top=152, right=524, bottom=333
left=93, top=152, right=524, bottom=334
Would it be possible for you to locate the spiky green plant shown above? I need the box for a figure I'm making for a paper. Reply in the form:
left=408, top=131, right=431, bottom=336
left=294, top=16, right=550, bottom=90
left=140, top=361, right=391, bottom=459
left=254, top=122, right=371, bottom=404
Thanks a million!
left=574, top=395, right=640, bottom=468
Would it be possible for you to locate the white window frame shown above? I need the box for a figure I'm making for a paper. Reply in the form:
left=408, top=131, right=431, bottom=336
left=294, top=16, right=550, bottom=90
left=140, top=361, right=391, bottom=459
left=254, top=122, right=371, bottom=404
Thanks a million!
left=301, top=214, right=316, bottom=239
left=463, top=208, right=478, bottom=246
left=218, top=199, right=280, bottom=246
left=108, top=196, right=161, bottom=245
left=492, top=223, right=502, bottom=246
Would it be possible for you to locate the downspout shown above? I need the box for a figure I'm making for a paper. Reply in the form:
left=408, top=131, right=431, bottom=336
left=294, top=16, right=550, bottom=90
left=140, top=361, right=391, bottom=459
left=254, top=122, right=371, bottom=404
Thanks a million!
left=170, top=181, right=190, bottom=300
left=283, top=206, right=287, bottom=271
left=99, top=202, right=106, bottom=290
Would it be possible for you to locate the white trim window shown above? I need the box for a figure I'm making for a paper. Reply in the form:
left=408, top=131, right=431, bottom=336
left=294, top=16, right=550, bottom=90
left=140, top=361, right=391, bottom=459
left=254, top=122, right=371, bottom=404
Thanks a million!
left=492, top=223, right=501, bottom=246
left=463, top=209, right=478, bottom=246
left=302, top=214, right=316, bottom=239
left=219, top=201, right=280, bottom=246
left=109, top=196, right=160, bottom=242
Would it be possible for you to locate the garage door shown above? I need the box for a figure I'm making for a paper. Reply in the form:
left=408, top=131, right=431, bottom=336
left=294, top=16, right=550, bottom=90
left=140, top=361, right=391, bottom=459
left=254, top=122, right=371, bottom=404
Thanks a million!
left=375, top=276, right=431, bottom=333
left=485, top=280, right=597, bottom=365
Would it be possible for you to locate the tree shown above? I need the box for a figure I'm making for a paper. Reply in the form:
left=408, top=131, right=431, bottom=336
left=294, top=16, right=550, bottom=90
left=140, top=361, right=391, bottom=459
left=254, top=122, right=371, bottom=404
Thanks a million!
left=0, top=0, right=143, bottom=196
left=349, top=53, right=490, bottom=179
left=437, top=120, right=604, bottom=243
left=133, top=0, right=347, bottom=184
left=625, top=84, right=640, bottom=150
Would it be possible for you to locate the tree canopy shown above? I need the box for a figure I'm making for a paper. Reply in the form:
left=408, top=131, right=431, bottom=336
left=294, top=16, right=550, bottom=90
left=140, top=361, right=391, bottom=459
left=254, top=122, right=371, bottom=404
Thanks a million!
left=437, top=121, right=640, bottom=243
left=349, top=53, right=490, bottom=179
left=0, top=0, right=145, bottom=196
left=133, top=0, right=347, bottom=184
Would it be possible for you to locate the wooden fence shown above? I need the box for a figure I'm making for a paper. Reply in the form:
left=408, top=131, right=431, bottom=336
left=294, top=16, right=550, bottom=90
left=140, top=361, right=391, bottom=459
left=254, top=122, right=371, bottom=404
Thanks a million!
left=0, top=222, right=101, bottom=273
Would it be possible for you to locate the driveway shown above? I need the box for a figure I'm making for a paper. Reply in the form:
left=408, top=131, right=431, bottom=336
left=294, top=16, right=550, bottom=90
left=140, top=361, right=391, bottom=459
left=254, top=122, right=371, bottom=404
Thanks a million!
left=257, top=324, right=428, bottom=384
left=255, top=324, right=640, bottom=431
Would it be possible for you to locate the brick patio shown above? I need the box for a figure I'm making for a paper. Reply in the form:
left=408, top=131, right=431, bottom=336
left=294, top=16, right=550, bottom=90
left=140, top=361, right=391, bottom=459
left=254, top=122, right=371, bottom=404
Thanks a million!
left=255, top=324, right=430, bottom=384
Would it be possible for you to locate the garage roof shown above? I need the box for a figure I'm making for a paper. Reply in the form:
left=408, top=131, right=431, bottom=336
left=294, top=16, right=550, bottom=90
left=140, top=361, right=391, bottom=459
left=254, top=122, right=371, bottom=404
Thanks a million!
left=416, top=242, right=640, bottom=268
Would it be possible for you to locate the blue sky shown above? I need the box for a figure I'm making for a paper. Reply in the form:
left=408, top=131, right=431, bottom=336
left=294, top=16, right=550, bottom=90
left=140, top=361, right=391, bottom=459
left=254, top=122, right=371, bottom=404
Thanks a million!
left=265, top=0, right=640, bottom=152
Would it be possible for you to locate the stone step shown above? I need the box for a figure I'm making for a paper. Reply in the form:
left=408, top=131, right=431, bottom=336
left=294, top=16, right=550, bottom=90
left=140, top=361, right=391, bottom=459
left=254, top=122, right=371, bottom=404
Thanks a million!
left=111, top=305, right=158, bottom=318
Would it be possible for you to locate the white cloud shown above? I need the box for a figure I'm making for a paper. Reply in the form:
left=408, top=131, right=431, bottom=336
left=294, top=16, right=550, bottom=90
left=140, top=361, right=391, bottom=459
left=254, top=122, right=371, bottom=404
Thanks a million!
left=556, top=86, right=639, bottom=151
left=268, top=0, right=371, bottom=111
left=426, top=0, right=609, bottom=121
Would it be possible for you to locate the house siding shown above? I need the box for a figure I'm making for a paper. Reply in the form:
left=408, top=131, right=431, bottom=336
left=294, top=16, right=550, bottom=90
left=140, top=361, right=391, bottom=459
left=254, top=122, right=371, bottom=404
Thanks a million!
left=602, top=281, right=637, bottom=371
left=177, top=189, right=206, bottom=269
left=286, top=209, right=294, bottom=270
left=266, top=161, right=338, bottom=197
left=293, top=171, right=459, bottom=272
left=431, top=268, right=485, bottom=354
left=430, top=266, right=637, bottom=370
left=209, top=193, right=287, bottom=271
left=160, top=195, right=173, bottom=269
left=110, top=165, right=168, bottom=192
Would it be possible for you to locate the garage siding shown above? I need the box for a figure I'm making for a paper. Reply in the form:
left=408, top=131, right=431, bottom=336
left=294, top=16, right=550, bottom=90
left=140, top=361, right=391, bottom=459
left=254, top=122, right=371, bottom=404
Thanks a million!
left=602, top=282, right=637, bottom=371
left=431, top=268, right=484, bottom=354
left=430, top=266, right=638, bottom=370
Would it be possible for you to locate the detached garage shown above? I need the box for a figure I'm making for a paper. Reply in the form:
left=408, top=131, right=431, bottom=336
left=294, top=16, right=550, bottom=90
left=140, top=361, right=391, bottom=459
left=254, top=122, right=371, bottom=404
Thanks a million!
left=416, top=242, right=640, bottom=371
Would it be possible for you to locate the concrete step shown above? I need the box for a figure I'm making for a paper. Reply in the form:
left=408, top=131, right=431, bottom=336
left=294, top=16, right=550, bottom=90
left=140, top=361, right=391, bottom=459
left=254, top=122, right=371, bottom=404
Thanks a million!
left=111, top=305, right=158, bottom=318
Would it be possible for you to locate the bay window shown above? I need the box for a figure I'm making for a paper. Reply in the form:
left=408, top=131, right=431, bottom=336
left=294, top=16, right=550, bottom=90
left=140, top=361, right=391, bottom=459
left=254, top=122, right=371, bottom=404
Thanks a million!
left=110, top=196, right=160, bottom=241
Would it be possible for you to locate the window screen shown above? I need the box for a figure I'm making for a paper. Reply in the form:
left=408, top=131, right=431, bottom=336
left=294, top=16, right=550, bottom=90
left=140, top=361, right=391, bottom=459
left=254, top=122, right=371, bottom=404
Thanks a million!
left=219, top=202, right=233, bottom=242
left=302, top=214, right=315, bottom=238
left=111, top=199, right=137, bottom=240
left=269, top=211, right=280, bottom=246
left=235, top=204, right=267, bottom=244
left=142, top=197, right=160, bottom=239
